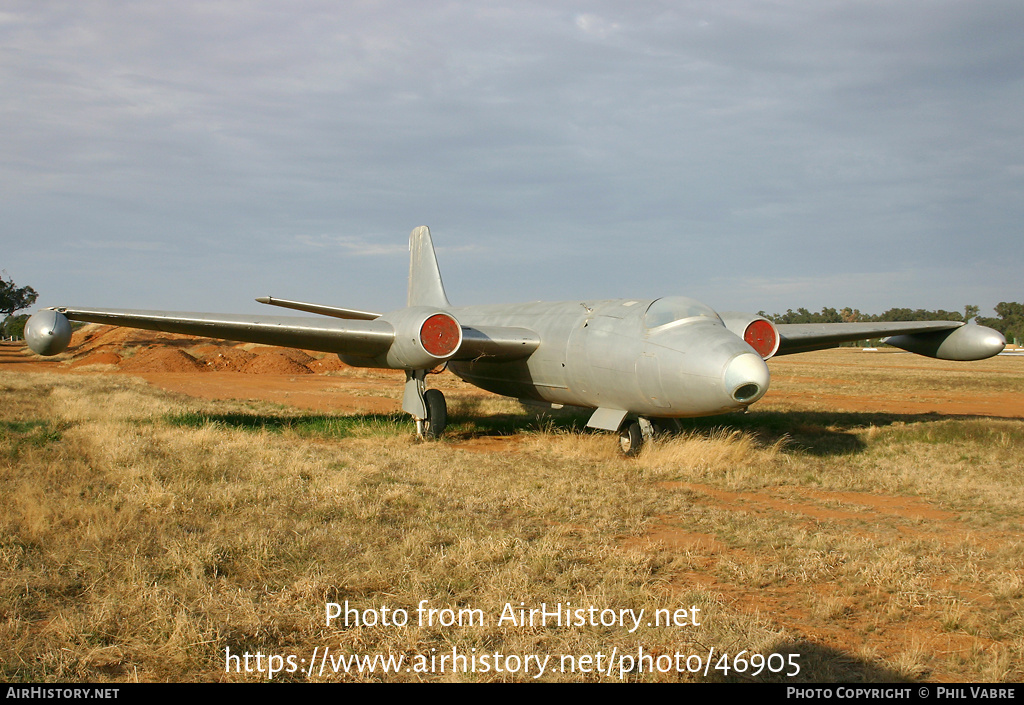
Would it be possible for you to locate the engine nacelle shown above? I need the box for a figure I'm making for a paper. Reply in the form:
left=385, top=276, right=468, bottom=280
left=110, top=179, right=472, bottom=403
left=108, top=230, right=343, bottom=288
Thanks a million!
left=24, top=309, right=73, bottom=356
left=718, top=312, right=780, bottom=359
left=376, top=306, right=463, bottom=370
left=886, top=324, right=1005, bottom=361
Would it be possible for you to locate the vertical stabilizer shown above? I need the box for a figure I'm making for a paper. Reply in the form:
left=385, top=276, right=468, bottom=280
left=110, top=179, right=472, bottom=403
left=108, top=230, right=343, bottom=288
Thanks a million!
left=407, top=226, right=451, bottom=308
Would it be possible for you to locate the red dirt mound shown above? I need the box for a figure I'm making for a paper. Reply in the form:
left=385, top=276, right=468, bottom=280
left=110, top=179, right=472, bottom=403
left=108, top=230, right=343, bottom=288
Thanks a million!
left=204, top=348, right=257, bottom=372
left=70, top=351, right=122, bottom=368
left=246, top=346, right=316, bottom=365
left=47, top=324, right=356, bottom=376
left=308, top=355, right=346, bottom=373
left=240, top=352, right=313, bottom=375
left=121, top=348, right=208, bottom=373
left=71, top=324, right=180, bottom=356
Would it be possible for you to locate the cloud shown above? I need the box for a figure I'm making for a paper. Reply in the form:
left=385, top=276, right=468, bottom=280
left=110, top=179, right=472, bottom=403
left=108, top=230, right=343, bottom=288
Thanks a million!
left=71, top=240, right=175, bottom=253
left=3, top=1, right=1021, bottom=313
left=292, top=235, right=407, bottom=257
left=575, top=13, right=620, bottom=39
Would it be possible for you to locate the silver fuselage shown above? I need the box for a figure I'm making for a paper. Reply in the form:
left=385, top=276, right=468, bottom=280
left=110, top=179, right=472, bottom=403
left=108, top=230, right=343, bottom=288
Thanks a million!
left=445, top=297, right=769, bottom=418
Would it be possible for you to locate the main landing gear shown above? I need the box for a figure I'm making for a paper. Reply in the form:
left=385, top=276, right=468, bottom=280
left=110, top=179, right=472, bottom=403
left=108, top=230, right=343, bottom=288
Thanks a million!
left=422, top=388, right=447, bottom=439
left=617, top=417, right=674, bottom=457
left=405, top=369, right=448, bottom=440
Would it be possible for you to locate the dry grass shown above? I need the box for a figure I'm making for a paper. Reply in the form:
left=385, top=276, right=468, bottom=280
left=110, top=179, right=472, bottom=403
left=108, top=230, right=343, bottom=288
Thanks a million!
left=2, top=356, right=1023, bottom=682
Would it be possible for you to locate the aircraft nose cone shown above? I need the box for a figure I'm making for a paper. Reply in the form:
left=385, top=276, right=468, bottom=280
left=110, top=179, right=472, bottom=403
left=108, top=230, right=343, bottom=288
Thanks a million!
left=723, top=351, right=770, bottom=404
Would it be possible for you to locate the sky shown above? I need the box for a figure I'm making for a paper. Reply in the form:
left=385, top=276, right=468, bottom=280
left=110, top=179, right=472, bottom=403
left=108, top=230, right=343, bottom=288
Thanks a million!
left=3, top=1, right=1022, bottom=318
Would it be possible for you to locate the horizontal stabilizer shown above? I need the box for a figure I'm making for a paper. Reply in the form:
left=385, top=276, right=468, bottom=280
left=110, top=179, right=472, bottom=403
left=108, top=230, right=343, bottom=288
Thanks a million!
left=255, top=296, right=381, bottom=320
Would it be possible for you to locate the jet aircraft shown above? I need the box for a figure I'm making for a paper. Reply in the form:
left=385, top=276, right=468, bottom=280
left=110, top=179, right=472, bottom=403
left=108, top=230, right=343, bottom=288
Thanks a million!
left=25, top=226, right=1006, bottom=454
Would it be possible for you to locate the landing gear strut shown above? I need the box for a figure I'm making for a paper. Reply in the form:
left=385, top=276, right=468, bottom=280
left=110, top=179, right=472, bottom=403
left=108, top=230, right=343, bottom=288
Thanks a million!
left=405, top=369, right=448, bottom=440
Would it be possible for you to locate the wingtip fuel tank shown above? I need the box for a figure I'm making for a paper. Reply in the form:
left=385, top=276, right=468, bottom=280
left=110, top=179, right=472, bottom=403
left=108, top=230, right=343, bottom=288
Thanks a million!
left=24, top=309, right=72, bottom=356
left=885, top=323, right=1005, bottom=361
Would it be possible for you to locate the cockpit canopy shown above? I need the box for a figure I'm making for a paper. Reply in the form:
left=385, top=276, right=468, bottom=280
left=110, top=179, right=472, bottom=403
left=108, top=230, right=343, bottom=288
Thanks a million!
left=643, top=297, right=721, bottom=329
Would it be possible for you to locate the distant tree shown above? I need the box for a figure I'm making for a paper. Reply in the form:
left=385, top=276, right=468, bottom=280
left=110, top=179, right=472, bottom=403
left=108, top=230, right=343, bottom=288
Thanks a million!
left=876, top=307, right=907, bottom=322
left=963, top=305, right=980, bottom=323
left=770, top=307, right=821, bottom=324
left=979, top=302, right=1024, bottom=345
left=934, top=309, right=964, bottom=322
left=818, top=307, right=842, bottom=323
left=1, top=313, right=29, bottom=339
left=0, top=272, right=38, bottom=319
left=840, top=307, right=861, bottom=323
left=994, top=301, right=1024, bottom=322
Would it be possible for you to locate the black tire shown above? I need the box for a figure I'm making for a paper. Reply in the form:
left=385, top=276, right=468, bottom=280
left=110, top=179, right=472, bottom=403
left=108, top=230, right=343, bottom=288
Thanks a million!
left=618, top=421, right=643, bottom=456
left=423, top=388, right=447, bottom=439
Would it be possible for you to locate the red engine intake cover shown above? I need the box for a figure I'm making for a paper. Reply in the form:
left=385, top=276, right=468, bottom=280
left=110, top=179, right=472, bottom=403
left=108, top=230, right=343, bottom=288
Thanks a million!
left=744, top=319, right=779, bottom=359
left=419, top=313, right=462, bottom=357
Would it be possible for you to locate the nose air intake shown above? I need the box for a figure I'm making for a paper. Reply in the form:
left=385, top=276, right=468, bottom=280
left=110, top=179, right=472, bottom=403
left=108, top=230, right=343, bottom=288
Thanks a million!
left=723, top=352, right=770, bottom=404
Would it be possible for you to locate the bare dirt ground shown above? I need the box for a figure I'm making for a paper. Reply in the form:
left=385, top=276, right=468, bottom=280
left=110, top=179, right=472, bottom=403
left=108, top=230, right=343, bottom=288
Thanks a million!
left=1, top=325, right=406, bottom=414
left=4, top=327, right=1023, bottom=681
left=765, top=350, right=1023, bottom=420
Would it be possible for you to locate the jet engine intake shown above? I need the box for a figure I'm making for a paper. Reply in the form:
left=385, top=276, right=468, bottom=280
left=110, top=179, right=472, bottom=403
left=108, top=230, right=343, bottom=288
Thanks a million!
left=723, top=352, right=770, bottom=404
left=24, top=309, right=73, bottom=356
left=378, top=306, right=463, bottom=370
left=718, top=312, right=780, bottom=359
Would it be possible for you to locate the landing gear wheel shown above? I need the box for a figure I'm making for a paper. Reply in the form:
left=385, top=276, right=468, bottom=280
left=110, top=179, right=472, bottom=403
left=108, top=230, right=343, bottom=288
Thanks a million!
left=618, top=421, right=643, bottom=457
left=422, top=388, right=448, bottom=439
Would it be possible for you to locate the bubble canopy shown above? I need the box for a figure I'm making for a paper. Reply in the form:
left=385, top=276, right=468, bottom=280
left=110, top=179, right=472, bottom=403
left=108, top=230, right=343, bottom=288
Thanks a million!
left=643, top=297, right=721, bottom=329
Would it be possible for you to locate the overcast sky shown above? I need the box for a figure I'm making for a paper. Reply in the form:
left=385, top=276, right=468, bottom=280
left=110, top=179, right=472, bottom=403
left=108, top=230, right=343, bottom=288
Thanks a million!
left=3, top=1, right=1022, bottom=318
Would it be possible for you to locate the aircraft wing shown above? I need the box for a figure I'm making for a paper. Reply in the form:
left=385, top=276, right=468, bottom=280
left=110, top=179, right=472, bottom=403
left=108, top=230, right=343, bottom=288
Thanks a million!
left=53, top=306, right=395, bottom=358
left=775, top=321, right=960, bottom=355
left=775, top=320, right=1005, bottom=361
left=42, top=306, right=540, bottom=363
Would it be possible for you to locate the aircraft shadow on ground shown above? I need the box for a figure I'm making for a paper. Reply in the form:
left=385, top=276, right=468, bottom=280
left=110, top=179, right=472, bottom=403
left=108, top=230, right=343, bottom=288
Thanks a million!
left=166, top=405, right=1002, bottom=459
left=74, top=337, right=239, bottom=351
left=458, top=405, right=1013, bottom=458
left=166, top=408, right=588, bottom=440
left=695, top=408, right=1016, bottom=457
left=165, top=411, right=411, bottom=437
left=672, top=410, right=898, bottom=457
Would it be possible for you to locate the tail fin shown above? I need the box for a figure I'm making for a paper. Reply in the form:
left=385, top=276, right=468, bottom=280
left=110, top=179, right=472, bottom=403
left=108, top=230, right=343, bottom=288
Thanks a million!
left=407, top=226, right=452, bottom=308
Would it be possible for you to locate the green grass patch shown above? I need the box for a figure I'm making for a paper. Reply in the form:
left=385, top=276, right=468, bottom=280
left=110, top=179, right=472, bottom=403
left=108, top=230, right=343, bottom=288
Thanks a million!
left=165, top=411, right=408, bottom=439
left=167, top=405, right=594, bottom=443
left=0, top=419, right=64, bottom=459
